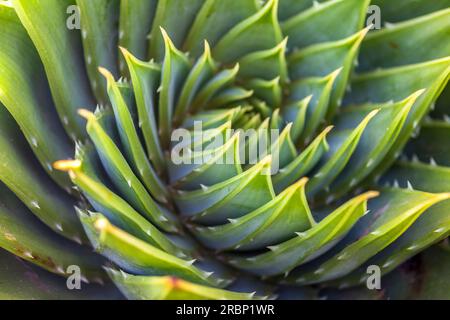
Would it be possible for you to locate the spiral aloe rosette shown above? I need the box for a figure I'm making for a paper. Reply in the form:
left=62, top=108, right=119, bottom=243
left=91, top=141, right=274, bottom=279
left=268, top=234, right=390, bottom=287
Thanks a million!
left=0, top=0, right=449, bottom=300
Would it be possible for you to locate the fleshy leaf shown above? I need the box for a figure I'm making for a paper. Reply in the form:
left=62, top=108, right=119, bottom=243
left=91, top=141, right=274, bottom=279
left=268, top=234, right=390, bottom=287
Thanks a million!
left=120, top=47, right=166, bottom=172
left=0, top=4, right=73, bottom=188
left=284, top=188, right=450, bottom=285
left=174, top=156, right=275, bottom=225
left=184, top=0, right=260, bottom=57
left=191, top=178, right=313, bottom=251
left=107, top=269, right=257, bottom=300
left=0, top=108, right=84, bottom=242
left=13, top=0, right=96, bottom=139
left=226, top=191, right=378, bottom=277
left=148, top=0, right=205, bottom=61
left=282, top=0, right=369, bottom=49
left=213, top=0, right=283, bottom=63
left=0, top=182, right=106, bottom=281
left=76, top=0, right=120, bottom=104
left=80, top=212, right=228, bottom=288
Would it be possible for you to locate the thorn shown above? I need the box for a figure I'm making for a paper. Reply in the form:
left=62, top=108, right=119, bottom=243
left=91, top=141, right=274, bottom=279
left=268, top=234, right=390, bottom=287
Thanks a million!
left=337, top=253, right=348, bottom=260
left=30, top=200, right=40, bottom=209
left=382, top=260, right=394, bottom=268
left=80, top=275, right=90, bottom=284
left=31, top=137, right=38, bottom=147
left=185, top=259, right=197, bottom=266
left=56, top=266, right=65, bottom=274
left=406, top=180, right=414, bottom=190
left=314, top=267, right=324, bottom=275
left=430, top=157, right=437, bottom=166
left=73, top=236, right=82, bottom=245
left=366, top=159, right=375, bottom=168
left=392, top=180, right=399, bottom=188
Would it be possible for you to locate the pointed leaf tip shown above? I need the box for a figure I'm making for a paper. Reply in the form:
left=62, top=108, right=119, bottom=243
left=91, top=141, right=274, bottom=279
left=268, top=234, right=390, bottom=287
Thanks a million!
left=53, top=159, right=82, bottom=172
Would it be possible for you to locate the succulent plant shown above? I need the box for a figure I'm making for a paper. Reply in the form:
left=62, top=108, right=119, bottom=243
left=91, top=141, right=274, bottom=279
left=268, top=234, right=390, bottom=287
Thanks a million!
left=0, top=0, right=449, bottom=300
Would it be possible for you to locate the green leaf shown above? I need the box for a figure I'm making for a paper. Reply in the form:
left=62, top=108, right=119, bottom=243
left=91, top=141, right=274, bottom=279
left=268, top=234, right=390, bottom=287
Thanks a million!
left=78, top=109, right=172, bottom=228
left=281, top=96, right=311, bottom=143
left=346, top=57, right=450, bottom=179
left=184, top=0, right=260, bottom=57
left=173, top=41, right=217, bottom=125
left=98, top=69, right=169, bottom=202
left=213, top=0, right=283, bottom=63
left=226, top=191, right=378, bottom=277
left=383, top=161, right=450, bottom=194
left=158, top=29, right=191, bottom=149
left=0, top=249, right=122, bottom=300
left=238, top=38, right=288, bottom=82
left=273, top=126, right=331, bottom=192
left=13, top=0, right=96, bottom=139
left=330, top=170, right=450, bottom=289
left=289, top=27, right=369, bottom=118
left=76, top=0, right=120, bottom=104
left=404, top=120, right=450, bottom=167
left=278, top=0, right=326, bottom=21
left=327, top=91, right=422, bottom=200
left=284, top=188, right=450, bottom=285
left=118, top=0, right=157, bottom=68
left=54, top=160, right=184, bottom=258
left=370, top=0, right=450, bottom=23
left=245, top=77, right=282, bottom=108
left=148, top=0, right=205, bottom=61
left=170, top=133, right=243, bottom=190
left=282, top=0, right=369, bottom=49
left=191, top=178, right=313, bottom=251
left=120, top=47, right=166, bottom=173
left=190, top=64, right=240, bottom=113
left=0, top=182, right=106, bottom=281
left=306, top=109, right=379, bottom=198
left=0, top=108, right=85, bottom=242
left=359, top=8, right=450, bottom=72
left=80, top=212, right=228, bottom=288
left=0, top=4, right=73, bottom=188
left=107, top=269, right=257, bottom=300
left=174, top=156, right=275, bottom=225
left=288, top=68, right=341, bottom=142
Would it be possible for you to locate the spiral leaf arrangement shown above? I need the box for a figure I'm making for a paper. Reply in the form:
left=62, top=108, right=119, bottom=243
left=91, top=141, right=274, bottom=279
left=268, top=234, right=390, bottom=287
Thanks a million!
left=0, top=0, right=449, bottom=299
